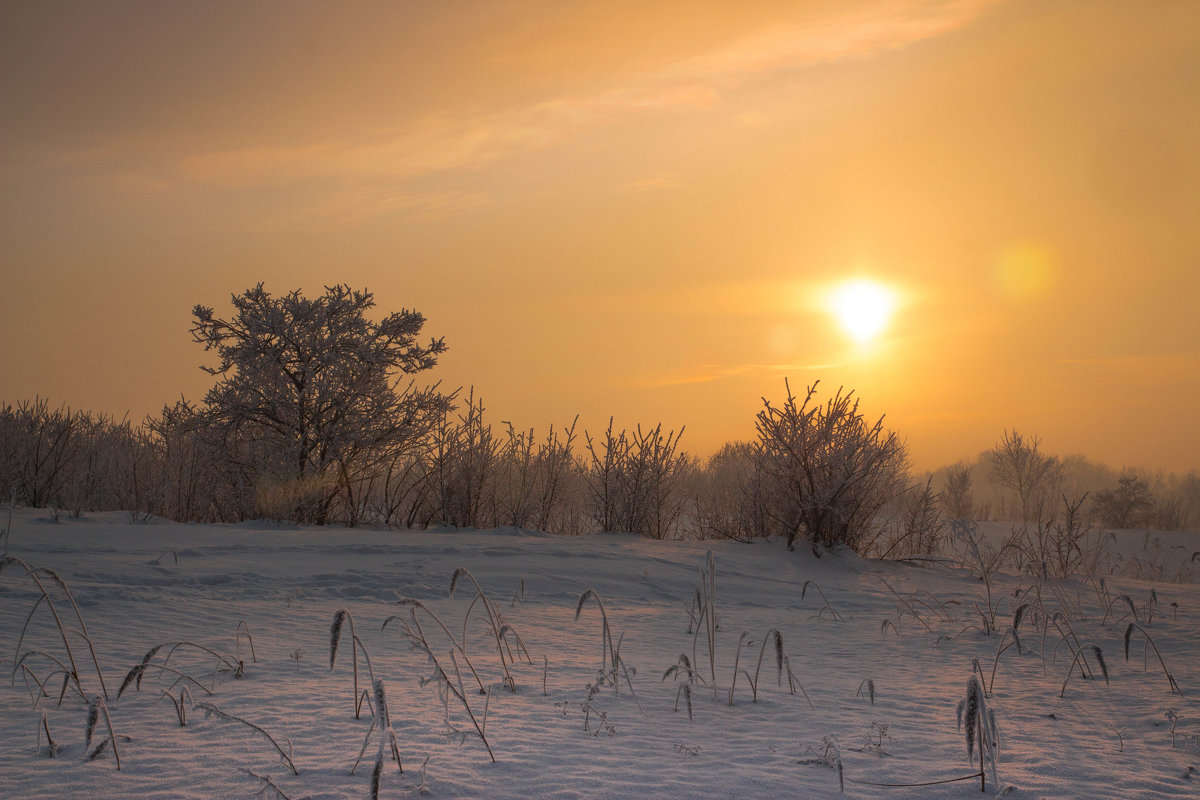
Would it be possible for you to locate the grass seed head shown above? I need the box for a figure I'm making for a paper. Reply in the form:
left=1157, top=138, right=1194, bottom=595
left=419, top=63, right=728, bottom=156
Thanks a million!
left=330, top=610, right=347, bottom=669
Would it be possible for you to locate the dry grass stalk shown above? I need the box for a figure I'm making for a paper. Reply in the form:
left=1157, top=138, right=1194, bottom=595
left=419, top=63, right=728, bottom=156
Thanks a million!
left=1013, top=601, right=1100, bottom=683
left=85, top=694, right=122, bottom=769
left=352, top=678, right=404, bottom=778
left=117, top=641, right=240, bottom=699
left=801, top=580, right=843, bottom=621
left=663, top=653, right=706, bottom=719
left=236, top=620, right=257, bottom=663
left=451, top=567, right=531, bottom=691
left=576, top=588, right=637, bottom=698
left=38, top=710, right=58, bottom=758
left=1124, top=623, right=1184, bottom=695
left=330, top=609, right=379, bottom=719
left=384, top=606, right=496, bottom=762
left=194, top=701, right=298, bottom=775
left=386, top=598, right=485, bottom=693
left=987, top=626, right=1023, bottom=695
left=751, top=629, right=785, bottom=701
left=241, top=768, right=304, bottom=800
left=685, top=551, right=720, bottom=700
left=160, top=686, right=193, bottom=726
left=3, top=556, right=110, bottom=702
left=726, top=632, right=752, bottom=706
left=16, top=650, right=90, bottom=706
left=956, top=674, right=999, bottom=791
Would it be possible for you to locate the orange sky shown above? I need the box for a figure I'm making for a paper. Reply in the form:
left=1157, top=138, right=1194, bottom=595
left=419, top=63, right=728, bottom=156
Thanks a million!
left=2, top=0, right=1198, bottom=472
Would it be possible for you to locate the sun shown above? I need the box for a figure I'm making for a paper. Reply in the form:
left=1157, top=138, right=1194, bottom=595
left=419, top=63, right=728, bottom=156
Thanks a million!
left=827, top=279, right=897, bottom=344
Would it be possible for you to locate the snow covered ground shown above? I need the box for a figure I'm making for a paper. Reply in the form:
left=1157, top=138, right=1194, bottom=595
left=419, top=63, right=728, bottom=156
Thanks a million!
left=1, top=510, right=1197, bottom=799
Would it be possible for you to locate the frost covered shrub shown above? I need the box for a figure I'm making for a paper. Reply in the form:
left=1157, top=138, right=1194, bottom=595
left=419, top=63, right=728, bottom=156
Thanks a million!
left=584, top=419, right=692, bottom=538
left=493, top=418, right=583, bottom=533
left=940, top=463, right=976, bottom=521
left=0, top=399, right=84, bottom=509
left=0, top=401, right=166, bottom=519
left=753, top=381, right=908, bottom=554
left=364, top=395, right=586, bottom=533
left=424, top=390, right=499, bottom=529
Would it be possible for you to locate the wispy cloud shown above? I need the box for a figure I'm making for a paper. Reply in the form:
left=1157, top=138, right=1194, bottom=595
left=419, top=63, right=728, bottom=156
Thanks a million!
left=176, top=2, right=1001, bottom=185
left=53, top=1, right=1003, bottom=228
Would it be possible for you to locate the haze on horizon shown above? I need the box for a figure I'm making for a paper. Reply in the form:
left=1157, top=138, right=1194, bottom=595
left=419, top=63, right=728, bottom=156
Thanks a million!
left=1, top=0, right=1197, bottom=473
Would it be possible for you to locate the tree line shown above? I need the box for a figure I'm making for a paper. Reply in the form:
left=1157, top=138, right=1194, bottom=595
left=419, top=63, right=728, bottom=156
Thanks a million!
left=2, top=285, right=1197, bottom=552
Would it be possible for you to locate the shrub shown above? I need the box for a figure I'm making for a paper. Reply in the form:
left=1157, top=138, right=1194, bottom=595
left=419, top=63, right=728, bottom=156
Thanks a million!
left=753, top=381, right=908, bottom=554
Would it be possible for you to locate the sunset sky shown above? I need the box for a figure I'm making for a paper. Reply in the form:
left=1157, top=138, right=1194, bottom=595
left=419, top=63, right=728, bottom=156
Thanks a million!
left=2, top=0, right=1198, bottom=472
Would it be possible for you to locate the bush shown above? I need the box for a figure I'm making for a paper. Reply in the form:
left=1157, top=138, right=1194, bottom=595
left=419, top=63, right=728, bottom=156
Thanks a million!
left=584, top=420, right=692, bottom=538
left=753, top=381, right=908, bottom=554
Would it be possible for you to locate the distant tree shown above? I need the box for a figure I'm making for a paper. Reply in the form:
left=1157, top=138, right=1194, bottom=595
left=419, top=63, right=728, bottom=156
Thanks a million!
left=753, top=381, right=908, bottom=554
left=494, top=416, right=581, bottom=532
left=191, top=284, right=449, bottom=524
left=984, top=429, right=1062, bottom=522
left=941, top=463, right=976, bottom=521
left=1092, top=474, right=1156, bottom=529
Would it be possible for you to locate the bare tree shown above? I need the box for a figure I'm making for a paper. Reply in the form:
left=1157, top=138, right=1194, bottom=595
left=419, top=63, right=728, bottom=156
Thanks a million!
left=754, top=381, right=908, bottom=554
left=984, top=429, right=1062, bottom=522
left=495, top=417, right=582, bottom=532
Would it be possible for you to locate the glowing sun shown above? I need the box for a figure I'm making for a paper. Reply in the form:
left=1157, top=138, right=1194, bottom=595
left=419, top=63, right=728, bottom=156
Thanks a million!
left=827, top=279, right=897, bottom=344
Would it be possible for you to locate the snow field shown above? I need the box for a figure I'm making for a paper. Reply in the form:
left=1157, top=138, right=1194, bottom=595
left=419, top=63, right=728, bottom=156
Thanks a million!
left=1, top=510, right=1197, bottom=799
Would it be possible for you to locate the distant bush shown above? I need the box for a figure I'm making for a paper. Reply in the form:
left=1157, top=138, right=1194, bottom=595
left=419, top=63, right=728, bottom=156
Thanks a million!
left=689, top=442, right=777, bottom=542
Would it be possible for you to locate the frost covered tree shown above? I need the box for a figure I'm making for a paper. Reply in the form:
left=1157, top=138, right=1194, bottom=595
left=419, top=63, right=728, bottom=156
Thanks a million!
left=190, top=284, right=449, bottom=524
left=754, top=381, right=908, bottom=554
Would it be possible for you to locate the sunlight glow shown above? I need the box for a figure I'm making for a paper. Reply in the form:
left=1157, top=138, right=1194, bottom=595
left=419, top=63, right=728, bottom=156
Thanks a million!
left=828, top=279, right=897, bottom=343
